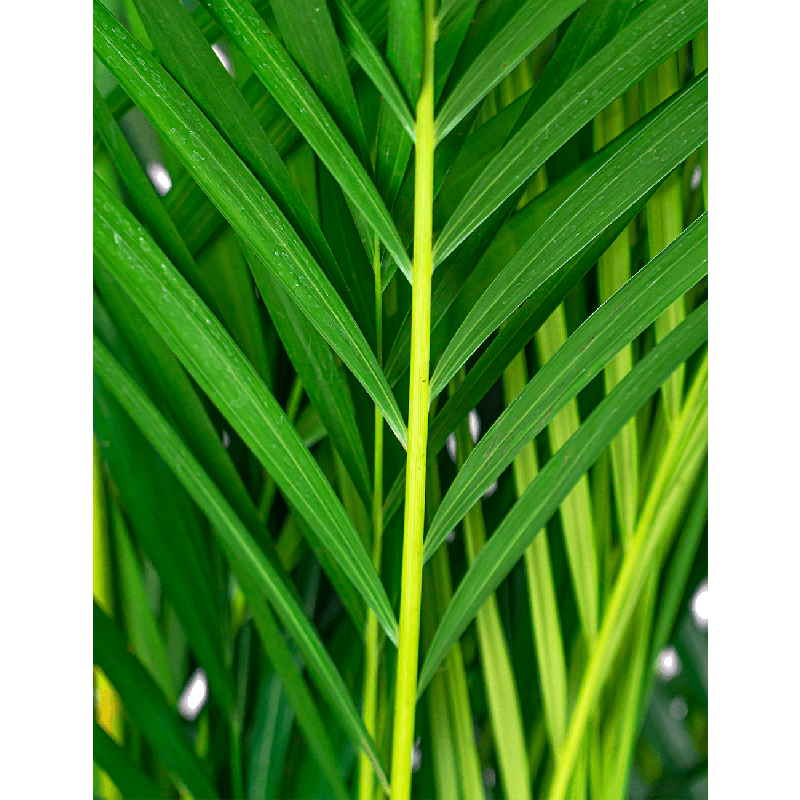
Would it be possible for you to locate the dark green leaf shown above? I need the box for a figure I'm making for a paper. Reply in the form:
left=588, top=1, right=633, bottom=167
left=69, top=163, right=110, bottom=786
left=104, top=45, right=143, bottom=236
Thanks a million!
left=93, top=176, right=398, bottom=644
left=94, top=338, right=390, bottom=790
left=418, top=304, right=708, bottom=695
left=271, top=0, right=369, bottom=162
left=198, top=0, right=412, bottom=281
left=242, top=243, right=372, bottom=510
left=430, top=73, right=708, bottom=397
left=426, top=214, right=708, bottom=556
left=434, top=0, right=707, bottom=263
left=434, top=0, right=585, bottom=142
left=93, top=721, right=167, bottom=800
left=93, top=4, right=408, bottom=446
left=94, top=603, right=219, bottom=799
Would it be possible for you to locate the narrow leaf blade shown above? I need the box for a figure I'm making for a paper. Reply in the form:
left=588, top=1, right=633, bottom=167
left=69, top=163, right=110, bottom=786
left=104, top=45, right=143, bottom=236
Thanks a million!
left=94, top=603, right=219, bottom=799
left=418, top=304, right=708, bottom=694
left=93, top=175, right=399, bottom=646
left=93, top=3, right=408, bottom=447
left=94, top=338, right=391, bottom=789
left=435, top=0, right=584, bottom=142
left=435, top=0, right=707, bottom=263
left=199, top=0, right=413, bottom=281
left=426, top=214, right=708, bottom=555
left=430, top=73, right=708, bottom=398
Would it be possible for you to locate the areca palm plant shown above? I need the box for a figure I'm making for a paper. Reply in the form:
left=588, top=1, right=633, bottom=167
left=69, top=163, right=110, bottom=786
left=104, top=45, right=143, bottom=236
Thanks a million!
left=92, top=0, right=708, bottom=797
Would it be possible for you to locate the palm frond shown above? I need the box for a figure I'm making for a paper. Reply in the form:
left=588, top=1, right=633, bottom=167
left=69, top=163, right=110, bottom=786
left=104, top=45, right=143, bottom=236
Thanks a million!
left=93, top=1, right=709, bottom=796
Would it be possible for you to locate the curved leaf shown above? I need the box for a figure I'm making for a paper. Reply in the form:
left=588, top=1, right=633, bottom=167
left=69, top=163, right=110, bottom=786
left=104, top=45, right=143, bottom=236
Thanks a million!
left=418, top=303, right=708, bottom=695
left=93, top=3, right=407, bottom=448
left=243, top=242, right=372, bottom=510
left=232, top=572, right=352, bottom=800
left=93, top=176, right=398, bottom=646
left=92, top=0, right=274, bottom=147
left=131, top=0, right=361, bottom=339
left=510, top=0, right=635, bottom=129
left=93, top=84, right=219, bottom=317
left=381, top=153, right=659, bottom=536
left=426, top=214, right=708, bottom=556
left=94, top=374, right=236, bottom=718
left=430, top=72, right=708, bottom=398
left=330, top=0, right=416, bottom=140
left=434, top=0, right=707, bottom=263
left=198, top=0, right=413, bottom=282
left=435, top=0, right=584, bottom=143
left=94, top=338, right=390, bottom=791
left=270, top=0, right=369, bottom=162
left=94, top=265, right=271, bottom=556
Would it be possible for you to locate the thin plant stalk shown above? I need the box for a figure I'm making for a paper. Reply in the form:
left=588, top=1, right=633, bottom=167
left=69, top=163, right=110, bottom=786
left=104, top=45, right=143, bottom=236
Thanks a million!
left=422, top=460, right=482, bottom=800
left=358, top=236, right=386, bottom=800
left=258, top=376, right=304, bottom=521
left=593, top=89, right=645, bottom=798
left=533, top=258, right=599, bottom=795
left=502, top=348, right=568, bottom=755
left=547, top=355, right=708, bottom=800
left=594, top=96, right=638, bottom=544
left=389, top=2, right=436, bottom=797
left=491, top=77, right=566, bottom=757
left=534, top=275, right=599, bottom=645
left=601, top=574, right=657, bottom=800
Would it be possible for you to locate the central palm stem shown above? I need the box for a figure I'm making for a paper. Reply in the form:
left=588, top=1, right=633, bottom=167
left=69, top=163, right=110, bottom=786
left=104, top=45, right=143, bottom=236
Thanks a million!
left=389, top=1, right=436, bottom=797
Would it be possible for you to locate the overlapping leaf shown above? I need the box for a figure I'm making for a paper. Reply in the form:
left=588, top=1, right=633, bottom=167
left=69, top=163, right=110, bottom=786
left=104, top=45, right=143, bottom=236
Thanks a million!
left=384, top=178, right=664, bottom=536
left=197, top=0, right=413, bottom=281
left=418, top=304, right=708, bottom=694
left=93, top=175, right=398, bottom=646
left=434, top=0, right=707, bottom=263
left=426, top=214, right=707, bottom=554
left=94, top=373, right=236, bottom=718
left=244, top=243, right=372, bottom=510
left=131, top=0, right=363, bottom=337
left=430, top=72, right=707, bottom=397
left=272, top=0, right=369, bottom=157
left=330, top=0, right=416, bottom=140
left=94, top=338, right=390, bottom=789
left=435, top=0, right=585, bottom=142
left=94, top=603, right=219, bottom=799
left=93, top=3, right=408, bottom=447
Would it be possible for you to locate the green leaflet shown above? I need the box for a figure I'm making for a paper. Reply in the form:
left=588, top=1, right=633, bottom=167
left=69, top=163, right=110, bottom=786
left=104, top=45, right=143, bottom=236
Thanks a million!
left=131, top=0, right=359, bottom=343
left=93, top=177, right=398, bottom=646
left=197, top=0, right=413, bottom=282
left=93, top=4, right=407, bottom=448
left=94, top=375, right=236, bottom=719
left=434, top=0, right=707, bottom=263
left=430, top=72, right=708, bottom=397
left=435, top=0, right=585, bottom=142
left=426, top=213, right=708, bottom=557
left=418, top=303, right=708, bottom=695
left=330, top=0, right=416, bottom=140
left=93, top=339, right=390, bottom=791
left=270, top=0, right=369, bottom=163
left=243, top=243, right=372, bottom=511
